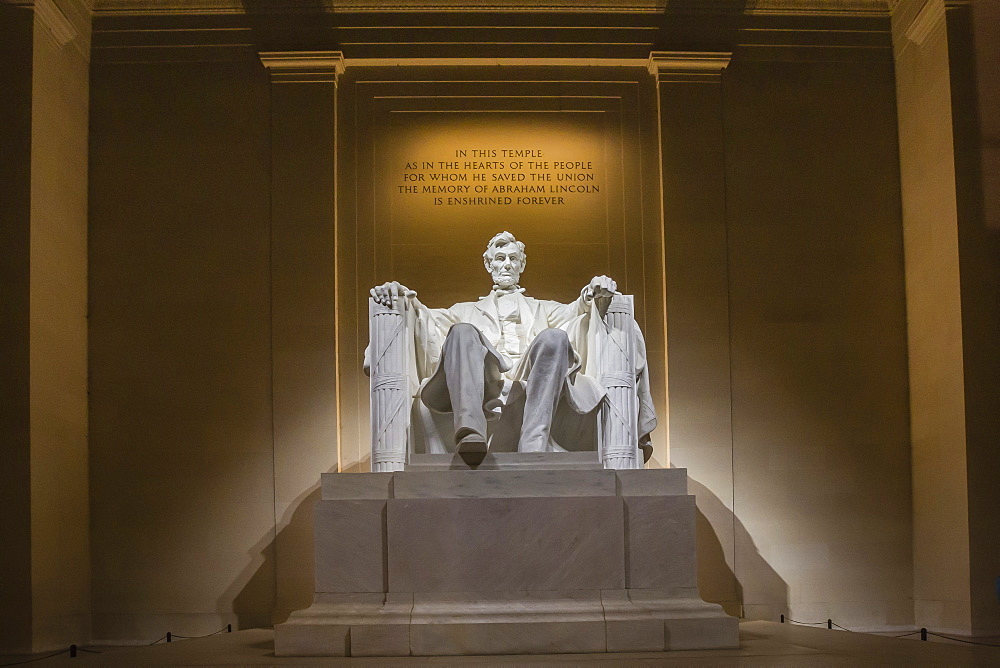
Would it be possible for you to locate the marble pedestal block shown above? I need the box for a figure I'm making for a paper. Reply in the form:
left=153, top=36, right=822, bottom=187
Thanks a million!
left=275, top=468, right=738, bottom=657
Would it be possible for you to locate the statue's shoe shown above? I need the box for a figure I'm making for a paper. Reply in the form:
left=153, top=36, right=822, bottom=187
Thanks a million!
left=456, top=432, right=487, bottom=455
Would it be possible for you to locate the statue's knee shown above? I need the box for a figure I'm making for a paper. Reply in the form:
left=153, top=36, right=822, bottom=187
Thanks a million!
left=533, top=327, right=570, bottom=352
left=444, top=322, right=480, bottom=347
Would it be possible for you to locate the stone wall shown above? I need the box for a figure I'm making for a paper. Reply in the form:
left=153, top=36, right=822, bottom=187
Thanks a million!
left=0, top=0, right=92, bottom=653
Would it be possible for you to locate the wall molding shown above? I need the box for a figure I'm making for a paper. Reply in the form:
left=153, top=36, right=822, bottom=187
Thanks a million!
left=648, top=51, right=732, bottom=84
left=260, top=50, right=345, bottom=83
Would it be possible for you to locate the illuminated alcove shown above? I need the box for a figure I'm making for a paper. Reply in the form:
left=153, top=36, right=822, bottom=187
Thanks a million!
left=331, top=65, right=669, bottom=473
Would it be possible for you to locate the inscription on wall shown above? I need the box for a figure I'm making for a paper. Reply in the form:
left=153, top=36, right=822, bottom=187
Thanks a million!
left=397, top=148, right=602, bottom=207
left=383, top=113, right=610, bottom=252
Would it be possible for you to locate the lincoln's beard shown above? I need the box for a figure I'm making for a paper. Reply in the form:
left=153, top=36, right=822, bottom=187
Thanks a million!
left=491, top=267, right=521, bottom=289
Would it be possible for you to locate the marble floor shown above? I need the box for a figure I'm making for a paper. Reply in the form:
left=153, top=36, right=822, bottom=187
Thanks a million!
left=11, top=621, right=1000, bottom=667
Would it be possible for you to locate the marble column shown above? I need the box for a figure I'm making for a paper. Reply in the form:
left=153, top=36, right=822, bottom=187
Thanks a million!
left=259, top=51, right=345, bottom=621
left=647, top=51, right=739, bottom=615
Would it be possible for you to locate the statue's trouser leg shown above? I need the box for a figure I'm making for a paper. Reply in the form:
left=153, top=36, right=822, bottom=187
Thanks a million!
left=519, top=328, right=573, bottom=453
left=442, top=323, right=496, bottom=444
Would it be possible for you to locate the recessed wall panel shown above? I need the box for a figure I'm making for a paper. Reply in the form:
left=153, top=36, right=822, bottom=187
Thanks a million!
left=379, top=111, right=612, bottom=304
left=338, top=68, right=664, bottom=472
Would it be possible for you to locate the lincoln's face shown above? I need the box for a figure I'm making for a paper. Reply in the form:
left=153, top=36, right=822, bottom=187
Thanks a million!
left=486, top=244, right=524, bottom=289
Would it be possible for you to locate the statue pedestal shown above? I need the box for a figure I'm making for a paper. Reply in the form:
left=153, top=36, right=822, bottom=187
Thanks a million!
left=274, top=468, right=738, bottom=657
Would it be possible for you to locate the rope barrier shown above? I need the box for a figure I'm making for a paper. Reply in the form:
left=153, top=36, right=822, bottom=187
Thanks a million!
left=924, top=631, right=1000, bottom=648
left=784, top=617, right=827, bottom=626
left=0, top=650, right=69, bottom=667
left=779, top=615, right=1000, bottom=648
left=170, top=625, right=232, bottom=640
left=0, top=625, right=234, bottom=666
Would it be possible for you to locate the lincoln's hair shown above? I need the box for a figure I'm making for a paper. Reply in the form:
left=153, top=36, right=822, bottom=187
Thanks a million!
left=483, top=231, right=527, bottom=270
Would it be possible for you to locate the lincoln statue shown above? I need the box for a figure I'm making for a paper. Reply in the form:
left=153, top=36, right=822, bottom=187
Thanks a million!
left=369, top=231, right=655, bottom=458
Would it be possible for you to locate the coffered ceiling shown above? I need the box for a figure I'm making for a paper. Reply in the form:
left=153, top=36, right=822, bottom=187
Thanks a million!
left=81, top=0, right=908, bottom=63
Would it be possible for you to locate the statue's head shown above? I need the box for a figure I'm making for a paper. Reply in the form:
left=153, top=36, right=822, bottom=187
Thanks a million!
left=483, top=231, right=527, bottom=289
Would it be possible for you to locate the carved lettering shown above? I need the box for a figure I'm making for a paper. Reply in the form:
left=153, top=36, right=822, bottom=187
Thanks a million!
left=395, top=146, right=601, bottom=207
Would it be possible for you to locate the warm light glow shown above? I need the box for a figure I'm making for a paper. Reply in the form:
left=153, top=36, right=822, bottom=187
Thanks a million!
left=379, top=112, right=612, bottom=306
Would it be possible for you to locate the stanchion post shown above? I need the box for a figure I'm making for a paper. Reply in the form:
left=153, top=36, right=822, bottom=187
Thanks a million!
left=166, top=631, right=172, bottom=643
left=780, top=614, right=785, bottom=623
left=70, top=644, right=77, bottom=657
left=921, top=627, right=927, bottom=641
left=227, top=623, right=232, bottom=633
left=827, top=619, right=832, bottom=629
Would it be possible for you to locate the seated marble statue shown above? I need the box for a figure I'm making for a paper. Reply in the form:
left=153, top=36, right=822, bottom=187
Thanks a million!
left=369, top=231, right=655, bottom=462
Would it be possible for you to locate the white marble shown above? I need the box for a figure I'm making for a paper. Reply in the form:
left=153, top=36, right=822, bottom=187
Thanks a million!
left=276, top=468, right=740, bottom=657
left=320, top=471, right=392, bottom=500
left=275, top=593, right=411, bottom=657
left=411, top=620, right=607, bottom=656
left=314, top=500, right=386, bottom=593
left=307, top=592, right=413, bottom=623
left=349, top=624, right=411, bottom=657
left=410, top=590, right=605, bottom=624
left=368, top=298, right=411, bottom=473
left=387, top=496, right=626, bottom=592
left=367, top=231, right=655, bottom=470
left=600, top=590, right=739, bottom=651
left=393, top=469, right=617, bottom=499
left=605, top=617, right=666, bottom=652
left=406, top=451, right=602, bottom=471
left=616, top=468, right=687, bottom=496
left=624, top=495, right=697, bottom=590
left=408, top=591, right=607, bottom=656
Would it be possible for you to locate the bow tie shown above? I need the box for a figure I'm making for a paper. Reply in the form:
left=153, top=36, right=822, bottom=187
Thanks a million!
left=491, top=286, right=525, bottom=297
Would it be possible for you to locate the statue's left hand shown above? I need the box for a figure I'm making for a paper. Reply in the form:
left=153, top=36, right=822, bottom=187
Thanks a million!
left=371, top=281, right=418, bottom=307
left=583, top=275, right=618, bottom=301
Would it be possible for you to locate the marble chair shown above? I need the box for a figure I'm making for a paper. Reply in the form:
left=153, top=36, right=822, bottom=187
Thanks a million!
left=366, top=294, right=644, bottom=471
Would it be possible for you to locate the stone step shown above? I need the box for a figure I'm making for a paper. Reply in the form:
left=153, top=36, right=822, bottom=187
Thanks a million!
left=406, top=451, right=602, bottom=471
left=320, top=467, right=688, bottom=500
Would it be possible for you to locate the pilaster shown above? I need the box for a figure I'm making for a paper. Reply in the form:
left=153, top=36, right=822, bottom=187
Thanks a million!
left=648, top=50, right=739, bottom=616
left=259, top=50, right=344, bottom=622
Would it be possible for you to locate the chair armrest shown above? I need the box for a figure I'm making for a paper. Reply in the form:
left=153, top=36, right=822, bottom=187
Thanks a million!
left=595, top=294, right=641, bottom=469
left=369, top=297, right=411, bottom=472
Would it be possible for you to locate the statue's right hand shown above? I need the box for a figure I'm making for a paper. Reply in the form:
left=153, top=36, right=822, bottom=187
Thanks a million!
left=370, top=281, right=417, bottom=307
